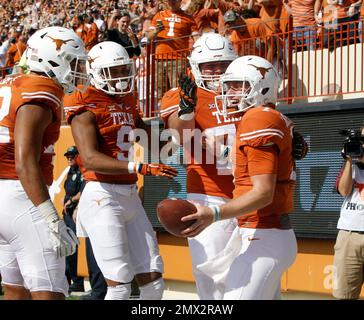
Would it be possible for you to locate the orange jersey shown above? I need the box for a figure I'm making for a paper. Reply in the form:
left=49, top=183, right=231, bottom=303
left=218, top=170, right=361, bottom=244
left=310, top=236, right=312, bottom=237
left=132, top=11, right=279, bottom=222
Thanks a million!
left=193, top=8, right=219, bottom=33
left=85, top=22, right=98, bottom=51
left=160, top=87, right=241, bottom=199
left=6, top=41, right=26, bottom=67
left=149, top=10, right=199, bottom=59
left=288, top=0, right=317, bottom=27
left=335, top=0, right=353, bottom=19
left=75, top=24, right=88, bottom=44
left=230, top=18, right=267, bottom=56
left=0, top=74, right=63, bottom=185
left=233, top=106, right=296, bottom=229
left=64, top=87, right=141, bottom=184
left=259, top=0, right=286, bottom=35
left=323, top=0, right=352, bottom=22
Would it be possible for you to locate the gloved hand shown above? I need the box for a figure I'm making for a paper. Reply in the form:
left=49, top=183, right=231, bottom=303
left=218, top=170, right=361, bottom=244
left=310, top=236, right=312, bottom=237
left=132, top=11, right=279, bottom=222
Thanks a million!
left=292, top=130, right=308, bottom=160
left=48, top=220, right=79, bottom=259
left=137, top=163, right=178, bottom=178
left=178, top=74, right=197, bottom=120
left=37, top=199, right=79, bottom=259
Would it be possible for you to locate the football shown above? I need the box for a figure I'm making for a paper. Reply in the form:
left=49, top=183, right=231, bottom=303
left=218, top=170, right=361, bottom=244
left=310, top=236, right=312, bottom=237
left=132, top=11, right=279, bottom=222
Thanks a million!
left=156, top=198, right=197, bottom=237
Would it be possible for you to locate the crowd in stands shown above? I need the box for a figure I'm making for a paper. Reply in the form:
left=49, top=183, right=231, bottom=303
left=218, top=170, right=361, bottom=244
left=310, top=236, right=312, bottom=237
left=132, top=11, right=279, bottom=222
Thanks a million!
left=1, top=1, right=364, bottom=82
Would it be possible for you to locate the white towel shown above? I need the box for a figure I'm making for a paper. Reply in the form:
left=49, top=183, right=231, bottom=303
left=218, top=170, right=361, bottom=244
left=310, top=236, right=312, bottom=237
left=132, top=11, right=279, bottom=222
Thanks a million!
left=196, top=226, right=242, bottom=290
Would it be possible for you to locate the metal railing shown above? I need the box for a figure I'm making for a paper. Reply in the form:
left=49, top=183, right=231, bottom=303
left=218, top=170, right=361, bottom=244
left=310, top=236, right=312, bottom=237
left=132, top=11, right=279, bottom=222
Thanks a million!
left=140, top=17, right=364, bottom=117
left=3, top=17, right=364, bottom=118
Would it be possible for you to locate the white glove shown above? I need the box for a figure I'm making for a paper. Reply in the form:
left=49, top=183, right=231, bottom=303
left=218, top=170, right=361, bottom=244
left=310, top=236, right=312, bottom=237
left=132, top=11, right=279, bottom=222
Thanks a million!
left=37, top=199, right=79, bottom=259
left=48, top=219, right=79, bottom=259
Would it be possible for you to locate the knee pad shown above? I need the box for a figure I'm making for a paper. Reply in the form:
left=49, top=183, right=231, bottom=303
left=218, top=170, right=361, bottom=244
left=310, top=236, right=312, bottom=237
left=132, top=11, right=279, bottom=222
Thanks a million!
left=104, top=283, right=131, bottom=300
left=139, top=278, right=165, bottom=300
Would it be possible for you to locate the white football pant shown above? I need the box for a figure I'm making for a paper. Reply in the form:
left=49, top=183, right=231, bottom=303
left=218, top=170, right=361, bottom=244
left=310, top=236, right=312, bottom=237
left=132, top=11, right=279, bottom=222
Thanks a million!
left=76, top=182, right=163, bottom=284
left=197, top=227, right=297, bottom=300
left=187, top=193, right=236, bottom=300
left=0, top=180, right=69, bottom=296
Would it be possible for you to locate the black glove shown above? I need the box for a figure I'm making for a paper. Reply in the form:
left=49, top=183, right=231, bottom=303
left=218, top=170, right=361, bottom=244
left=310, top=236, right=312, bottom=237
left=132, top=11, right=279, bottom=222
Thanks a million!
left=178, top=74, right=197, bottom=119
left=292, top=130, right=308, bottom=160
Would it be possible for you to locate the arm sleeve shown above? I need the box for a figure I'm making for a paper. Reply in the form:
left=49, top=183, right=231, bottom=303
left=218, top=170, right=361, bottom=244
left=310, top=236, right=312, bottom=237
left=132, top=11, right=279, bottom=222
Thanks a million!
left=63, top=92, right=96, bottom=125
left=245, top=145, right=279, bottom=176
left=238, top=112, right=286, bottom=150
left=159, top=89, right=180, bottom=126
left=14, top=78, right=63, bottom=116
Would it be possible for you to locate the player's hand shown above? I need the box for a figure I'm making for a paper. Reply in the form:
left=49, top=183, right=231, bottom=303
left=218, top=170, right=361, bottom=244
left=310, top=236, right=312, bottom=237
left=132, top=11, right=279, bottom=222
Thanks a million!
left=180, top=204, right=214, bottom=237
left=292, top=130, right=308, bottom=160
left=138, top=163, right=178, bottom=178
left=155, top=22, right=165, bottom=33
left=178, top=74, right=197, bottom=120
left=37, top=199, right=79, bottom=259
left=48, top=220, right=79, bottom=259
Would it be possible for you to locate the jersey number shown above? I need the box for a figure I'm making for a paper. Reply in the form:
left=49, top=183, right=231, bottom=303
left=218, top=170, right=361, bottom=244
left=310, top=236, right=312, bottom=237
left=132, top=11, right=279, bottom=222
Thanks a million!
left=0, top=86, right=11, bottom=143
left=116, top=126, right=133, bottom=161
left=167, top=21, right=175, bottom=37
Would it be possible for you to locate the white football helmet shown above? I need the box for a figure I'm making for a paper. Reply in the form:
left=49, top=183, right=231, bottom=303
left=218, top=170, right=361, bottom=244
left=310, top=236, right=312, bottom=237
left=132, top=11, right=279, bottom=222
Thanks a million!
left=216, top=55, right=279, bottom=116
left=188, top=32, right=237, bottom=93
left=26, top=26, right=89, bottom=94
left=86, top=41, right=135, bottom=95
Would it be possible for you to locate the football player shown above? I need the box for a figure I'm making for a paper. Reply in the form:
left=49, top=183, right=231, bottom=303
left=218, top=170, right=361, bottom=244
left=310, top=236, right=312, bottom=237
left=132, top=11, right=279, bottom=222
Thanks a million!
left=0, top=26, right=89, bottom=300
left=160, top=32, right=240, bottom=300
left=64, top=41, right=178, bottom=300
left=181, top=56, right=298, bottom=300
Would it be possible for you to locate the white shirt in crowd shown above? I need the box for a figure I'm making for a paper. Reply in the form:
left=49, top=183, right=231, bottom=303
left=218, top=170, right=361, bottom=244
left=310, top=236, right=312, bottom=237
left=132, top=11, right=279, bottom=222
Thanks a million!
left=0, top=40, right=10, bottom=68
left=95, top=18, right=106, bottom=32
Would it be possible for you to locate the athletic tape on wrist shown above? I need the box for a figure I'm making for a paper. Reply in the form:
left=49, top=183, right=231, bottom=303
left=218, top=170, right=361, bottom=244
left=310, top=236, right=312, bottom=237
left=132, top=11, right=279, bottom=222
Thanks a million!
left=135, top=162, right=143, bottom=173
left=37, top=199, right=59, bottom=224
left=178, top=111, right=195, bottom=121
left=128, top=162, right=136, bottom=174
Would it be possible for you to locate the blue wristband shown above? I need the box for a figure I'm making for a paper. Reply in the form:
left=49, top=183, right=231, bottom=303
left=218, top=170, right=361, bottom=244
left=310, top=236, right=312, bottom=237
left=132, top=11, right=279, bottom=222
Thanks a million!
left=210, top=205, right=221, bottom=222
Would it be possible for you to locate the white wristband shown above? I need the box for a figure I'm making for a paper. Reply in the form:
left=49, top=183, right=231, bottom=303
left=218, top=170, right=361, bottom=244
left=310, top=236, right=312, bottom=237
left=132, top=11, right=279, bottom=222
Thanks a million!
left=128, top=162, right=137, bottom=173
left=129, top=162, right=143, bottom=173
left=37, top=199, right=59, bottom=225
left=178, top=111, right=195, bottom=121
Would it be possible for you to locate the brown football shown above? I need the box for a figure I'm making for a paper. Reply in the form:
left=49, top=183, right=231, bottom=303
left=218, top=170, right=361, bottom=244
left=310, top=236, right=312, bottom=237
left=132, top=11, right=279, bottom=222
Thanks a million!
left=156, top=198, right=197, bottom=237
